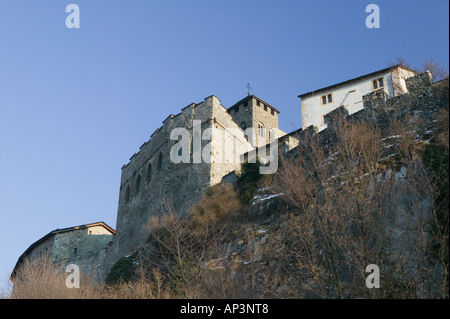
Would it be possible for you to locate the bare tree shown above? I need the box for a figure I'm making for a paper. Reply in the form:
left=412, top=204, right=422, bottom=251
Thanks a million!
left=389, top=56, right=449, bottom=82
left=269, top=116, right=448, bottom=298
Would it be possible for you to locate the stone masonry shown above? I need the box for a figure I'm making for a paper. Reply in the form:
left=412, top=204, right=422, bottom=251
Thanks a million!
left=98, top=94, right=288, bottom=278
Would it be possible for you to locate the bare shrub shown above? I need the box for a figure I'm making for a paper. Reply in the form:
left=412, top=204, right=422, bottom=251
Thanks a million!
left=104, top=267, right=171, bottom=299
left=388, top=56, right=449, bottom=82
left=434, top=108, right=449, bottom=150
left=143, top=194, right=240, bottom=298
left=386, top=118, right=422, bottom=164
left=423, top=58, right=449, bottom=82
left=269, top=117, right=448, bottom=298
left=189, top=183, right=242, bottom=236
left=10, top=257, right=100, bottom=299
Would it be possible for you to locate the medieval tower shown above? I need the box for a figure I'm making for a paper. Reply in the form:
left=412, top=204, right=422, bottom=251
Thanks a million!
left=99, top=94, right=285, bottom=275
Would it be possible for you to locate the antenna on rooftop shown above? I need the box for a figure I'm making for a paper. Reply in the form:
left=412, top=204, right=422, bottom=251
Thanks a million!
left=246, top=83, right=252, bottom=96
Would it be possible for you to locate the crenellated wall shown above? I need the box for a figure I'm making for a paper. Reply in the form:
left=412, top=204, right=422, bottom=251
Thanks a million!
left=99, top=95, right=257, bottom=278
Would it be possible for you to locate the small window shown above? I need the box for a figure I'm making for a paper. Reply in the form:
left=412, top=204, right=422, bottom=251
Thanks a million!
left=146, top=164, right=152, bottom=182
left=271, top=109, right=275, bottom=115
left=258, top=124, right=265, bottom=137
left=372, top=78, right=384, bottom=90
left=256, top=100, right=260, bottom=106
left=157, top=153, right=163, bottom=172
left=191, top=132, right=200, bottom=155
left=269, top=130, right=275, bottom=142
left=321, top=94, right=333, bottom=105
left=125, top=185, right=131, bottom=203
left=264, top=105, right=268, bottom=111
left=73, top=248, right=78, bottom=256
left=135, top=175, right=141, bottom=194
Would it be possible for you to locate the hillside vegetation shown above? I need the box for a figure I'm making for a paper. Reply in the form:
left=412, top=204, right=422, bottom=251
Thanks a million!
left=6, top=104, right=448, bottom=299
left=5, top=75, right=449, bottom=298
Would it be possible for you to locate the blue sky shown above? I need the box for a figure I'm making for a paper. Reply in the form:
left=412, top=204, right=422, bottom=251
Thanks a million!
left=0, top=0, right=448, bottom=290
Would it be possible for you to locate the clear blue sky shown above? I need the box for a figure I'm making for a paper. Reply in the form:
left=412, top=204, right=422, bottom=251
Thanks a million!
left=0, top=0, right=448, bottom=290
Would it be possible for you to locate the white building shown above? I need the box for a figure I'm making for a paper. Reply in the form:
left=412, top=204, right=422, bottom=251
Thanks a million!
left=298, top=65, right=416, bottom=131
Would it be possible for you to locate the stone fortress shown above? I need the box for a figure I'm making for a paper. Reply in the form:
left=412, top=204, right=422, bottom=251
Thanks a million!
left=12, top=64, right=448, bottom=281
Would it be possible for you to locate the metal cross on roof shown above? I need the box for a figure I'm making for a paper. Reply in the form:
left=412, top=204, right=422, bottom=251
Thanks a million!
left=246, top=83, right=252, bottom=96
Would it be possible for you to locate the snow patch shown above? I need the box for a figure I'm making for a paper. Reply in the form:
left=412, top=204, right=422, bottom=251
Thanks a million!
left=251, top=193, right=284, bottom=205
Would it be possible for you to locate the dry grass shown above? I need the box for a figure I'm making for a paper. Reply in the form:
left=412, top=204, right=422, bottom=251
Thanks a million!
left=10, top=257, right=102, bottom=299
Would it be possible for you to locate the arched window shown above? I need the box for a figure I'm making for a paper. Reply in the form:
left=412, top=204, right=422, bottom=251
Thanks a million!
left=157, top=152, right=163, bottom=172
left=258, top=123, right=265, bottom=137
left=135, top=175, right=141, bottom=194
left=269, top=129, right=275, bottom=142
left=191, top=132, right=200, bottom=155
left=146, top=163, right=152, bottom=182
left=125, top=185, right=130, bottom=203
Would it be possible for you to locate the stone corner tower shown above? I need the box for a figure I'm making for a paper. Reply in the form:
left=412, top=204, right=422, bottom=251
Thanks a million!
left=227, top=95, right=280, bottom=147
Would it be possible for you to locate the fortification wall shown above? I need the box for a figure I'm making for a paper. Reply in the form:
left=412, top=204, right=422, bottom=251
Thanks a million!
left=100, top=95, right=254, bottom=279
left=52, top=227, right=113, bottom=277
left=210, top=100, right=253, bottom=185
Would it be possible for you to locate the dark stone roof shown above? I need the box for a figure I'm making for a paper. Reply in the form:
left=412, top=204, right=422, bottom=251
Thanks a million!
left=228, top=95, right=280, bottom=114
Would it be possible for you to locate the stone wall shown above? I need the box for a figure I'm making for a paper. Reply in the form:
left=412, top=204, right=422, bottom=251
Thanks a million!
left=52, top=226, right=113, bottom=276
left=251, top=97, right=279, bottom=147
left=210, top=98, right=252, bottom=185
left=228, top=96, right=280, bottom=147
left=12, top=223, right=114, bottom=279
left=100, top=95, right=255, bottom=278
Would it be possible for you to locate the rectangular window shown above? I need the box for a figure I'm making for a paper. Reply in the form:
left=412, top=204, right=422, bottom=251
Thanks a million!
left=271, top=109, right=275, bottom=115
left=372, top=77, right=384, bottom=90
left=256, top=100, right=260, bottom=106
left=373, top=80, right=378, bottom=89
left=264, top=105, right=268, bottom=111
left=321, top=93, right=333, bottom=105
left=258, top=124, right=265, bottom=137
